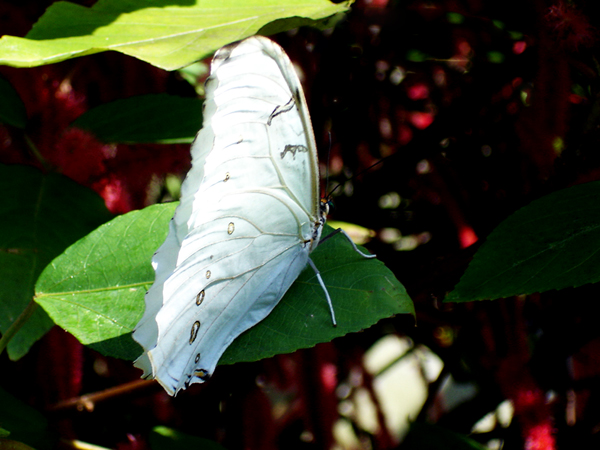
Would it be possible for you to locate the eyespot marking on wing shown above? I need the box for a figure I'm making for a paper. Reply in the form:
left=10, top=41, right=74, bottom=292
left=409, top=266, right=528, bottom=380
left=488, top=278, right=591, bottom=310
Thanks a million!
left=227, top=222, right=235, bottom=235
left=190, top=321, right=201, bottom=344
left=196, top=290, right=205, bottom=306
left=206, top=270, right=211, bottom=279
left=224, top=172, right=230, bottom=182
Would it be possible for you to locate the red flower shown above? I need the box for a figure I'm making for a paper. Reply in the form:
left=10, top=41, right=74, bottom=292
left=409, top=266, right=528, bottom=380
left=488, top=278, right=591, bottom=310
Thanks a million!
left=546, top=1, right=596, bottom=50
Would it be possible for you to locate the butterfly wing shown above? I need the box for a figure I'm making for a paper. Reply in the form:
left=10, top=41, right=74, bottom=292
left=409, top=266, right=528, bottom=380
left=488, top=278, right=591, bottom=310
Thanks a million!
left=133, top=36, right=322, bottom=395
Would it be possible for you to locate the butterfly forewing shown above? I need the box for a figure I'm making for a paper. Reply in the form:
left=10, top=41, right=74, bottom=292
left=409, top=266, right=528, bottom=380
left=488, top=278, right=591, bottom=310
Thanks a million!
left=133, top=36, right=321, bottom=395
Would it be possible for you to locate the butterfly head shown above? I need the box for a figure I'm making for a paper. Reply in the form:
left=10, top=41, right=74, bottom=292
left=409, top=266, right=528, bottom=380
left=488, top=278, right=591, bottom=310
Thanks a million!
left=319, top=198, right=330, bottom=224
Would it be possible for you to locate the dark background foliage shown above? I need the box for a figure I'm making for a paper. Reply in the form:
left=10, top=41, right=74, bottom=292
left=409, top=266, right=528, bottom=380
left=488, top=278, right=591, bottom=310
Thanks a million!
left=2, top=0, right=600, bottom=448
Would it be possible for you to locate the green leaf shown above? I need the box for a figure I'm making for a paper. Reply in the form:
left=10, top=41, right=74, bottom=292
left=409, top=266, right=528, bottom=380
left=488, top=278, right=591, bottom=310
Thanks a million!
left=446, top=181, right=600, bottom=302
left=35, top=203, right=174, bottom=361
left=0, top=385, right=53, bottom=450
left=221, top=225, right=413, bottom=365
left=0, top=0, right=353, bottom=71
left=0, top=75, right=27, bottom=128
left=402, top=422, right=487, bottom=450
left=71, top=94, right=202, bottom=144
left=177, top=61, right=210, bottom=95
left=0, top=164, right=113, bottom=360
left=34, top=203, right=413, bottom=364
left=149, top=426, right=227, bottom=450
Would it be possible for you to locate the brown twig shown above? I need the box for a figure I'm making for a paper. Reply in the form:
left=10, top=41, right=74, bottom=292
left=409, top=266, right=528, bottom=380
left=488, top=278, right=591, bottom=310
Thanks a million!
left=46, top=379, right=156, bottom=412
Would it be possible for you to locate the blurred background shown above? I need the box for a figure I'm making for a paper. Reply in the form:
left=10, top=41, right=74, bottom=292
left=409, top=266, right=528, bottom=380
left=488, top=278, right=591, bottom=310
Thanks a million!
left=2, top=0, right=600, bottom=449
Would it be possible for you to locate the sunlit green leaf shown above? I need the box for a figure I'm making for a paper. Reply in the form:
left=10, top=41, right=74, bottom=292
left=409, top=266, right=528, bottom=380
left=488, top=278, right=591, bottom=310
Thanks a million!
left=35, top=203, right=413, bottom=363
left=0, top=0, right=352, bottom=70
left=34, top=203, right=173, bottom=360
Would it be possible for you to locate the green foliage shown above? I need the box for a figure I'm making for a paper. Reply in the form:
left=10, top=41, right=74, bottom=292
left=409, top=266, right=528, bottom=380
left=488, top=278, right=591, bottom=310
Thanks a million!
left=447, top=181, right=600, bottom=302
left=34, top=203, right=173, bottom=360
left=0, top=0, right=352, bottom=70
left=402, top=423, right=487, bottom=450
left=3, top=0, right=562, bottom=447
left=34, top=203, right=412, bottom=363
left=0, top=386, right=52, bottom=449
left=0, top=76, right=27, bottom=129
left=71, top=94, right=203, bottom=144
left=0, top=0, right=408, bottom=419
left=0, top=165, right=113, bottom=360
left=222, top=224, right=413, bottom=364
left=149, top=426, right=227, bottom=450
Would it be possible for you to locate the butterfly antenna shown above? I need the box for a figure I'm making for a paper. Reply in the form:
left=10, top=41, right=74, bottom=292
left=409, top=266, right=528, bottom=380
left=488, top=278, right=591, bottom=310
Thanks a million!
left=327, top=156, right=385, bottom=198
left=324, top=131, right=332, bottom=198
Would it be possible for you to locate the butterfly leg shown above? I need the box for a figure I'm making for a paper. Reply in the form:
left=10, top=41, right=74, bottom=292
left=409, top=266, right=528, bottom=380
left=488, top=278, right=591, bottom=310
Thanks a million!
left=307, top=258, right=337, bottom=327
left=319, top=228, right=377, bottom=259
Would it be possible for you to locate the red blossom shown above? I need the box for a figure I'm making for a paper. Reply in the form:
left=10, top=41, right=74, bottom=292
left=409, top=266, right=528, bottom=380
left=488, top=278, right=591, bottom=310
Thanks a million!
left=409, top=111, right=435, bottom=129
left=94, top=174, right=135, bottom=215
left=398, top=124, right=413, bottom=144
left=51, top=127, right=111, bottom=185
left=546, top=1, right=596, bottom=50
left=525, top=422, right=556, bottom=450
left=407, top=82, right=430, bottom=100
left=458, top=226, right=478, bottom=248
left=1, top=55, right=190, bottom=215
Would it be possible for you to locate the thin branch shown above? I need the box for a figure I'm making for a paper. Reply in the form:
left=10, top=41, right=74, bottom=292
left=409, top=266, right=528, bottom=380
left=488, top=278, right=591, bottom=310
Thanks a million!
left=47, top=379, right=156, bottom=412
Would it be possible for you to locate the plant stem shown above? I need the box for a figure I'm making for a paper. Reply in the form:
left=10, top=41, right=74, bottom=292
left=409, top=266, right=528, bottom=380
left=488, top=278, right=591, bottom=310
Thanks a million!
left=23, top=134, right=52, bottom=171
left=47, top=379, right=156, bottom=412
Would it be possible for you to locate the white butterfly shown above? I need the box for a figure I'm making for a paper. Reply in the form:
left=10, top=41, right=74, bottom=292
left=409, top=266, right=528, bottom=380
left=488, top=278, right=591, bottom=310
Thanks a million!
left=133, top=36, right=374, bottom=395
